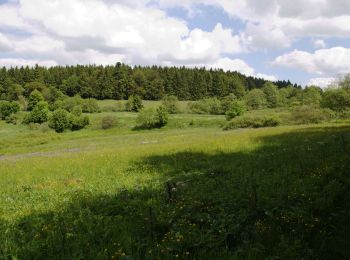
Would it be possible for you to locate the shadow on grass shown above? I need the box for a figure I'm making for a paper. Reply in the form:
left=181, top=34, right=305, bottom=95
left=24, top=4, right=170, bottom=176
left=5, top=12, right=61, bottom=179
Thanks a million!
left=1, top=126, right=350, bottom=259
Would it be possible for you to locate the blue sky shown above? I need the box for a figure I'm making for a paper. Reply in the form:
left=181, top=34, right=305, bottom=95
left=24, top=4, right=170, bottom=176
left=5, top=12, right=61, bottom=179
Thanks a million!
left=1, top=0, right=350, bottom=87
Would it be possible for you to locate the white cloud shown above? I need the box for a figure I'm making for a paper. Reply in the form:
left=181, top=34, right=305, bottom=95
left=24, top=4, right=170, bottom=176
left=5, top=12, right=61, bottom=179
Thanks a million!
left=313, top=39, right=326, bottom=49
left=273, top=47, right=350, bottom=75
left=0, top=58, right=57, bottom=67
left=154, top=0, right=350, bottom=49
left=256, top=73, right=278, bottom=81
left=0, top=33, right=13, bottom=51
left=0, top=4, right=26, bottom=28
left=209, top=57, right=255, bottom=75
left=308, top=77, right=337, bottom=88
left=190, top=57, right=277, bottom=81
left=6, top=0, right=243, bottom=66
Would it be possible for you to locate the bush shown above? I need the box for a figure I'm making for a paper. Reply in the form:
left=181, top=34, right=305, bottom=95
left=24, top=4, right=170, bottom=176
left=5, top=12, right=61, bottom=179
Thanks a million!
left=27, top=90, right=44, bottom=111
left=5, top=114, right=19, bottom=125
left=245, top=89, right=268, bottom=110
left=290, top=106, right=334, bottom=124
left=0, top=101, right=20, bottom=120
left=48, top=109, right=71, bottom=133
left=154, top=106, right=168, bottom=127
left=71, top=115, right=90, bottom=131
left=321, top=88, right=350, bottom=112
left=23, top=101, right=49, bottom=124
left=220, top=94, right=237, bottom=112
left=162, top=95, right=179, bottom=114
left=101, top=116, right=117, bottom=129
left=188, top=98, right=223, bottom=115
left=71, top=106, right=83, bottom=116
left=225, top=100, right=246, bottom=121
left=126, top=95, right=143, bottom=112
left=82, top=99, right=100, bottom=113
left=136, top=106, right=168, bottom=129
left=224, top=115, right=281, bottom=130
left=52, top=95, right=81, bottom=112
left=48, top=109, right=90, bottom=133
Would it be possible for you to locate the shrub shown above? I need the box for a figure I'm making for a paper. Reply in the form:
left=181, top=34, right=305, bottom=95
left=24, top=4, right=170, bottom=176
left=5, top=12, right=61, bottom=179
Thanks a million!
left=82, top=98, right=100, bottom=113
left=136, top=108, right=155, bottom=129
left=162, top=95, right=179, bottom=114
left=0, top=101, right=20, bottom=120
left=225, top=101, right=246, bottom=121
left=5, top=114, right=19, bottom=125
left=188, top=98, right=223, bottom=115
left=52, top=95, right=82, bottom=112
left=220, top=93, right=237, bottom=112
left=224, top=115, right=281, bottom=130
left=48, top=109, right=71, bottom=133
left=245, top=89, right=268, bottom=110
left=262, top=82, right=280, bottom=108
left=48, top=109, right=90, bottom=133
left=23, top=101, right=49, bottom=124
left=71, top=106, right=83, bottom=116
left=101, top=115, right=117, bottom=129
left=39, top=122, right=52, bottom=133
left=71, top=115, right=90, bottom=131
left=125, top=95, right=143, bottom=112
left=321, top=88, right=350, bottom=112
left=290, top=106, right=334, bottom=124
left=154, top=106, right=168, bottom=127
left=27, top=90, right=44, bottom=111
left=136, top=106, right=168, bottom=129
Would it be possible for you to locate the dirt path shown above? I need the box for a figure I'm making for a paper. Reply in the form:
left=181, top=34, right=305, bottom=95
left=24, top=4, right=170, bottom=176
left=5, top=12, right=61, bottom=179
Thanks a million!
left=0, top=148, right=82, bottom=161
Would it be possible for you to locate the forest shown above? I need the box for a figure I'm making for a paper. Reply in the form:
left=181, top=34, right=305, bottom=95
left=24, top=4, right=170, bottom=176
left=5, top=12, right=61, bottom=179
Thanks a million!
left=0, top=63, right=300, bottom=101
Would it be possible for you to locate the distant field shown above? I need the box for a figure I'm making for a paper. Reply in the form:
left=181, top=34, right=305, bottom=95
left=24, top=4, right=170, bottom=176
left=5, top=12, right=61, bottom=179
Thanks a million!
left=0, top=110, right=349, bottom=259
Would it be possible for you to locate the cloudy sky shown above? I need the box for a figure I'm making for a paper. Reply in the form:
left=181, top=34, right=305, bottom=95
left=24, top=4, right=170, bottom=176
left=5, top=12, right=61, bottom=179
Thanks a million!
left=0, top=0, right=350, bottom=86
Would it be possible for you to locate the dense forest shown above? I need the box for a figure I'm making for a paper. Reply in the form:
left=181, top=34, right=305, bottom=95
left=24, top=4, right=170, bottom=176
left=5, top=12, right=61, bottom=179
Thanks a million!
left=0, top=63, right=300, bottom=101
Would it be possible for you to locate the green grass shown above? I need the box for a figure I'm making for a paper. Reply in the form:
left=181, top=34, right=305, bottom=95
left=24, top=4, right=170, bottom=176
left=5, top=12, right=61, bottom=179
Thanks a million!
left=0, top=112, right=349, bottom=259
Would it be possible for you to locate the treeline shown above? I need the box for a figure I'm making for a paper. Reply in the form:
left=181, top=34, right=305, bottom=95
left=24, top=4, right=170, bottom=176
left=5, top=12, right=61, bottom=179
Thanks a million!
left=0, top=63, right=300, bottom=101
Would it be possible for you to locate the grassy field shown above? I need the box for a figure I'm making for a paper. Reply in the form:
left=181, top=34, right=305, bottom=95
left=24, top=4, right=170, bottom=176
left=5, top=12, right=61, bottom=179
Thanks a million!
left=0, top=111, right=350, bottom=259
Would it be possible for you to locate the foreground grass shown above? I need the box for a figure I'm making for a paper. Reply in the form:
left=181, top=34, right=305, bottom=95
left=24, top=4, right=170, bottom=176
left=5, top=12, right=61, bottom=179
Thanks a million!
left=0, top=121, right=350, bottom=259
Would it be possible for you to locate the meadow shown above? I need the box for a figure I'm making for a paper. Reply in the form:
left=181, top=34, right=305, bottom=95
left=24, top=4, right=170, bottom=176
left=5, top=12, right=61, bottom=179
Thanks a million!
left=0, top=102, right=349, bottom=259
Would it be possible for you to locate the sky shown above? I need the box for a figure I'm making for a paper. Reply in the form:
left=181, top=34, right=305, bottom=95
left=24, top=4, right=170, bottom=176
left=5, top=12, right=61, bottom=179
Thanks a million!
left=0, top=0, right=350, bottom=87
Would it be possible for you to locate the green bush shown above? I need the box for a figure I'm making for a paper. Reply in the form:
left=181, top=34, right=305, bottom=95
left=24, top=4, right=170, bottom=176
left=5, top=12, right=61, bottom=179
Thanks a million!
left=188, top=98, right=223, bottom=115
left=27, top=90, right=44, bottom=111
left=136, top=106, right=168, bottom=129
left=290, top=106, right=334, bottom=124
left=224, top=115, right=281, bottom=130
left=71, top=106, right=83, bottom=116
left=48, top=109, right=89, bottom=133
left=245, top=89, right=268, bottom=110
left=51, top=95, right=81, bottom=112
left=101, top=115, right=117, bottom=129
left=162, top=95, right=179, bottom=114
left=220, top=93, right=237, bottom=112
left=321, top=88, right=350, bottom=112
left=82, top=98, right=100, bottom=113
left=71, top=115, right=90, bottom=131
left=23, top=101, right=49, bottom=124
left=0, top=101, right=20, bottom=120
left=5, top=114, right=19, bottom=125
left=225, top=100, right=246, bottom=120
left=48, top=109, right=71, bottom=133
left=154, top=106, right=168, bottom=127
left=125, top=95, right=143, bottom=112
